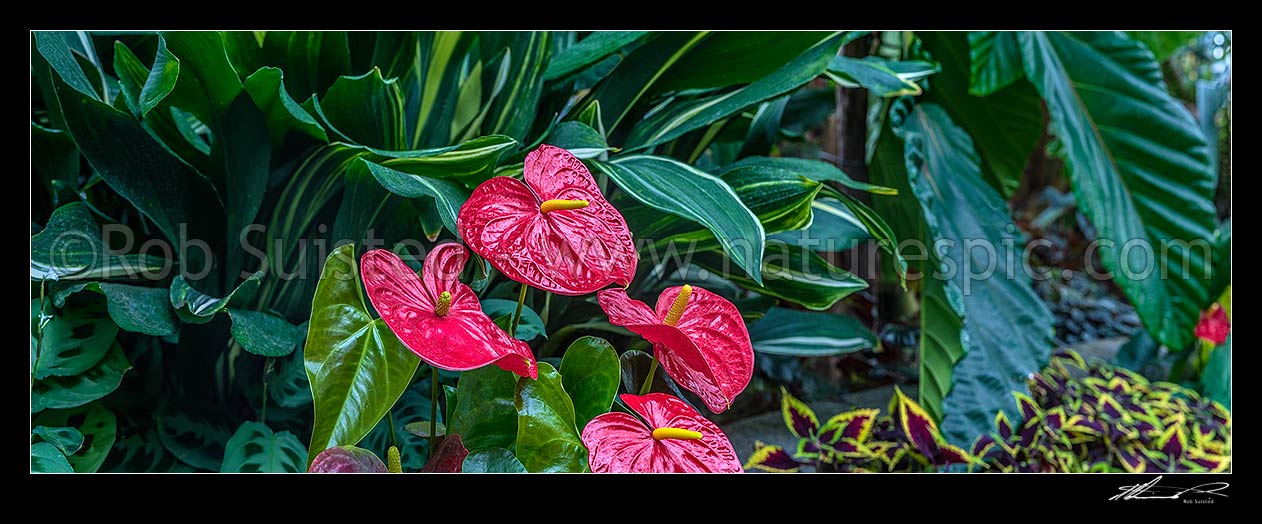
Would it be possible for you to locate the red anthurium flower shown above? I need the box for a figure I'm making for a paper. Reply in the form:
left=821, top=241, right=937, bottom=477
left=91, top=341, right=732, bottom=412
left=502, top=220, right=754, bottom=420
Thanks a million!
left=598, top=285, right=753, bottom=413
left=361, top=243, right=538, bottom=379
left=1195, top=303, right=1230, bottom=345
left=457, top=144, right=637, bottom=296
left=582, top=393, right=742, bottom=473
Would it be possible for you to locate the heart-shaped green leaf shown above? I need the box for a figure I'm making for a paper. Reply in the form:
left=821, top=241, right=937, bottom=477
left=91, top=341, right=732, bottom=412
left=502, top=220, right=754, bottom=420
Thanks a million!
left=559, top=336, right=620, bottom=429
left=304, top=243, right=419, bottom=463
left=461, top=447, right=528, bottom=473
left=448, top=366, right=519, bottom=451
left=514, top=362, right=588, bottom=472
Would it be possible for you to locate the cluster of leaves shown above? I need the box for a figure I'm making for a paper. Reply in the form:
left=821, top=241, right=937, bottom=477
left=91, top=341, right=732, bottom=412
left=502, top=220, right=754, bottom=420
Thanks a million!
left=746, top=387, right=972, bottom=472
left=971, top=349, right=1231, bottom=473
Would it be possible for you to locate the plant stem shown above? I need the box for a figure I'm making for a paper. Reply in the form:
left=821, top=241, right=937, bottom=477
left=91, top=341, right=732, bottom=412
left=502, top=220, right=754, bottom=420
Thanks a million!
left=429, top=367, right=439, bottom=453
left=639, top=356, right=659, bottom=396
left=541, top=292, right=552, bottom=327
left=510, top=283, right=528, bottom=338
left=387, top=410, right=398, bottom=450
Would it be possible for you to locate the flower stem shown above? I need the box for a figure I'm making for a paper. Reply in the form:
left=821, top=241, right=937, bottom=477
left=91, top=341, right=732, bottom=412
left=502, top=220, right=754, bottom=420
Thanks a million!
left=639, top=357, right=659, bottom=396
left=387, top=410, right=397, bottom=450
left=430, top=367, right=439, bottom=453
left=510, top=283, right=528, bottom=338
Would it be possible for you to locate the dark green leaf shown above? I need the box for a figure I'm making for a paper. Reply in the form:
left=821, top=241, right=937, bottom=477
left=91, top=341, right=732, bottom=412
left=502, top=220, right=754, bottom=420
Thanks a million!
left=33, top=299, right=117, bottom=380
left=597, top=155, right=764, bottom=284
left=304, top=243, right=420, bottom=463
left=49, top=68, right=223, bottom=246
left=748, top=307, right=876, bottom=357
left=461, top=447, right=528, bottom=473
left=169, top=270, right=263, bottom=324
left=154, top=403, right=232, bottom=471
left=228, top=309, right=304, bottom=357
left=591, top=32, right=711, bottom=130
left=136, top=38, right=179, bottom=117
left=548, top=121, right=613, bottom=159
left=654, top=32, right=837, bottom=92
left=260, top=31, right=352, bottom=101
left=314, top=68, right=406, bottom=149
left=545, top=31, right=647, bottom=81
left=826, top=56, right=935, bottom=97
left=967, top=32, right=1024, bottom=96
left=485, top=32, right=551, bottom=141
left=918, top=277, right=967, bottom=423
left=920, top=31, right=1042, bottom=200
left=220, top=421, right=307, bottom=473
left=51, top=282, right=177, bottom=336
left=625, top=33, right=844, bottom=149
left=769, top=197, right=873, bottom=252
left=1020, top=31, right=1218, bottom=349
left=374, top=134, right=517, bottom=187
left=34, top=403, right=117, bottom=472
left=34, top=32, right=98, bottom=99
left=30, top=203, right=169, bottom=281
left=32, top=426, right=84, bottom=457
left=243, top=66, right=328, bottom=147
left=268, top=348, right=312, bottom=408
left=31, top=442, right=73, bottom=473
left=159, top=31, right=244, bottom=129
left=897, top=103, right=1054, bottom=447
left=559, top=336, right=620, bottom=429
left=214, top=92, right=270, bottom=281
left=31, top=123, right=78, bottom=206
left=448, top=366, right=519, bottom=451
left=32, top=343, right=130, bottom=413
left=110, top=42, right=211, bottom=168
left=692, top=244, right=867, bottom=311
left=360, top=160, right=468, bottom=238
left=514, top=362, right=588, bottom=472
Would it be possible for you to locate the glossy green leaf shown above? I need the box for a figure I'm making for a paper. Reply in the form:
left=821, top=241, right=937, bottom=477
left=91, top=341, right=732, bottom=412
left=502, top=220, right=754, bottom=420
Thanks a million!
left=826, top=56, right=935, bottom=97
left=692, top=244, right=867, bottom=311
left=1201, top=334, right=1231, bottom=411
left=448, top=366, right=519, bottom=451
left=591, top=32, right=711, bottom=130
left=485, top=32, right=551, bottom=141
left=109, top=42, right=210, bottom=168
left=920, top=31, right=1043, bottom=199
left=155, top=404, right=233, bottom=471
left=51, top=281, right=176, bottom=336
left=411, top=32, right=475, bottom=148
left=315, top=68, right=406, bottom=149
left=159, top=31, right=244, bottom=129
left=918, top=277, right=967, bottom=423
left=597, top=155, right=764, bottom=284
left=260, top=31, right=352, bottom=101
left=461, top=447, right=528, bottom=473
left=360, top=160, right=467, bottom=238
left=967, top=32, right=1024, bottom=96
left=514, top=362, right=588, bottom=472
left=483, top=298, right=546, bottom=341
left=31, top=442, right=73, bottom=473
left=1020, top=31, right=1218, bottom=349
left=33, top=300, right=117, bottom=380
left=113, top=38, right=178, bottom=118
left=30, top=203, right=169, bottom=281
left=559, top=336, right=620, bottom=429
left=220, top=421, right=307, bottom=473
left=170, top=271, right=263, bottom=324
left=32, top=426, right=84, bottom=457
left=653, top=32, right=837, bottom=92
left=545, top=31, right=647, bottom=81
left=228, top=309, right=304, bottom=357
left=897, top=103, right=1053, bottom=447
left=243, top=66, right=328, bottom=147
left=548, top=121, right=612, bottom=159
left=34, top=403, right=117, bottom=472
left=304, top=243, right=420, bottom=463
left=375, top=134, right=517, bottom=187
left=748, top=307, right=876, bottom=357
left=625, top=33, right=844, bottom=149
left=214, top=92, right=271, bottom=277
left=769, top=197, right=873, bottom=252
left=48, top=69, right=223, bottom=246
left=32, top=343, right=130, bottom=413
left=1127, top=31, right=1203, bottom=61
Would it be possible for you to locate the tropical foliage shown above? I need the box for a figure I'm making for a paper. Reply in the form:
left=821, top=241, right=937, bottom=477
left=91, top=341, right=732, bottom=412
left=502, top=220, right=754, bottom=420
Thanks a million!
left=30, top=30, right=1229, bottom=473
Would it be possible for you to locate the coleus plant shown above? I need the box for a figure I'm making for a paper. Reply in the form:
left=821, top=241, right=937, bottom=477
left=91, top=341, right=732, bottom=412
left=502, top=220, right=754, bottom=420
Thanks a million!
left=747, top=387, right=973, bottom=473
left=970, top=349, right=1231, bottom=473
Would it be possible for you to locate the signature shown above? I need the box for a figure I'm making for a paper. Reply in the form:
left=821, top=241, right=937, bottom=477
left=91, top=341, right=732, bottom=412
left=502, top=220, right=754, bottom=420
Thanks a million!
left=1110, top=476, right=1229, bottom=502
